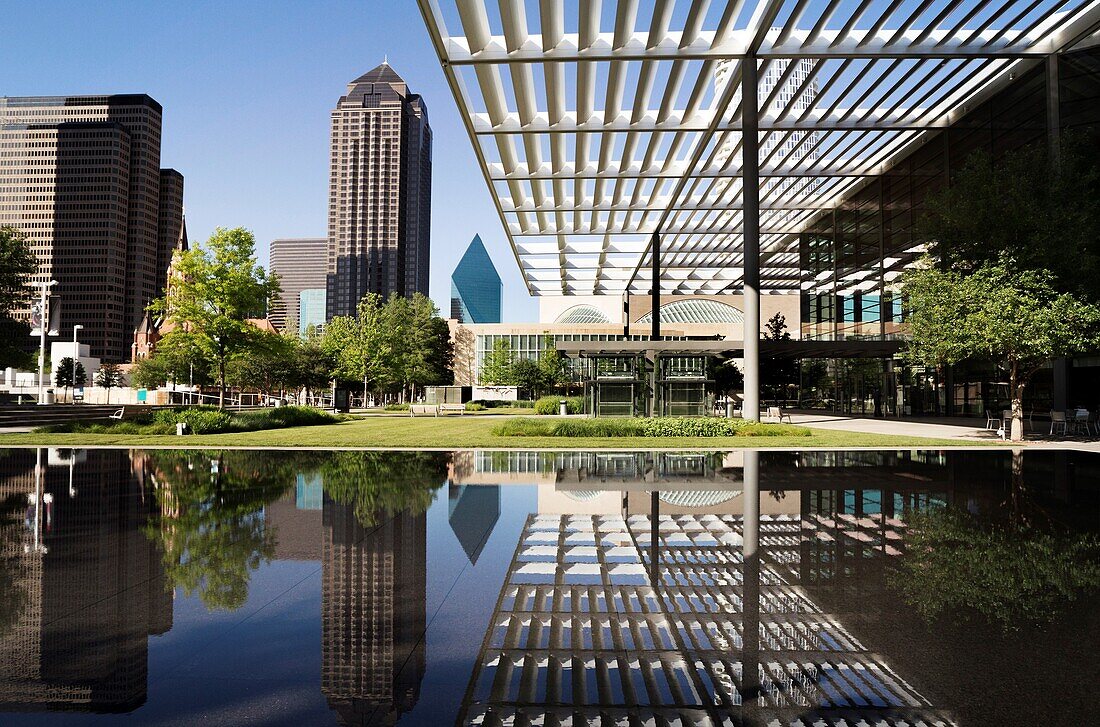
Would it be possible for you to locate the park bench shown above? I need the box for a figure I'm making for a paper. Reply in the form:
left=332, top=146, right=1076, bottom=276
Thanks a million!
left=765, top=406, right=792, bottom=424
left=438, top=403, right=466, bottom=416
left=408, top=404, right=438, bottom=417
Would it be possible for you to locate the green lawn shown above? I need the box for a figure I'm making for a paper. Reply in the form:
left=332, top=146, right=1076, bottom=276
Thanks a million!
left=0, top=414, right=988, bottom=449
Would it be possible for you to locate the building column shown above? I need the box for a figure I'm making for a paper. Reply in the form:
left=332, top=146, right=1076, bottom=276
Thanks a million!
left=1046, top=53, right=1061, bottom=165
left=651, top=230, right=661, bottom=340
left=742, top=57, right=761, bottom=422
left=741, top=449, right=760, bottom=713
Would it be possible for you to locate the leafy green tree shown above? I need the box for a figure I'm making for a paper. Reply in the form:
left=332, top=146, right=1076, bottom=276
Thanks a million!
left=923, top=138, right=1100, bottom=301
left=322, top=292, right=391, bottom=399
left=761, top=312, right=798, bottom=403
left=95, top=362, right=124, bottom=404
left=709, top=360, right=744, bottom=401
left=141, top=450, right=294, bottom=611
left=403, top=293, right=454, bottom=396
left=537, top=336, right=571, bottom=394
left=0, top=226, right=37, bottom=369
left=480, top=339, right=515, bottom=385
left=289, top=338, right=335, bottom=400
left=226, top=332, right=296, bottom=396
left=510, top=358, right=544, bottom=398
left=150, top=227, right=280, bottom=408
left=55, top=357, right=76, bottom=390
left=903, top=259, right=1100, bottom=440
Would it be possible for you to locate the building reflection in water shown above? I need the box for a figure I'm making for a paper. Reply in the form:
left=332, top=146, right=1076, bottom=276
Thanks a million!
left=0, top=448, right=171, bottom=713
left=321, top=494, right=427, bottom=726
left=455, top=450, right=955, bottom=726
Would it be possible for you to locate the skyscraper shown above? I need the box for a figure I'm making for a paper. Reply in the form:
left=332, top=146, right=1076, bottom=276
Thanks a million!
left=0, top=95, right=183, bottom=361
left=268, top=237, right=327, bottom=332
left=450, top=234, right=502, bottom=323
left=326, top=63, right=432, bottom=320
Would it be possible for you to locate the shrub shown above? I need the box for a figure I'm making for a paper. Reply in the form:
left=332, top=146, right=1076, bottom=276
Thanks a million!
left=383, top=403, right=410, bottom=412
left=491, top=418, right=555, bottom=437
left=533, top=395, right=585, bottom=415
left=233, top=405, right=338, bottom=431
left=465, top=402, right=486, bottom=412
left=491, top=416, right=811, bottom=438
left=469, top=399, right=535, bottom=409
left=154, top=407, right=234, bottom=434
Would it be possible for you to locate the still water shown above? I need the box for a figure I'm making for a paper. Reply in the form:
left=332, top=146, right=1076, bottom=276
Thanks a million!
left=0, top=448, right=1096, bottom=726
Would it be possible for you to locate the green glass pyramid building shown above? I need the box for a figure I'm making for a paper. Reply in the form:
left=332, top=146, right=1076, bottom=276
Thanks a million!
left=450, top=234, right=502, bottom=323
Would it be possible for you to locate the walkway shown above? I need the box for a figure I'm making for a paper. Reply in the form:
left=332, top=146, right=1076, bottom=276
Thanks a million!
left=789, top=412, right=996, bottom=441
left=788, top=411, right=1100, bottom=452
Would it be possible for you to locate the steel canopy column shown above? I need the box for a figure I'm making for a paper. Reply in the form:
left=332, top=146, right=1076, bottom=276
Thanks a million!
left=742, top=57, right=761, bottom=422
left=650, top=231, right=661, bottom=417
left=651, top=230, right=661, bottom=340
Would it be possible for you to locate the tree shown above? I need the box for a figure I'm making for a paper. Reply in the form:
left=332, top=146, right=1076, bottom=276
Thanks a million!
left=537, top=336, right=572, bottom=394
left=150, top=227, right=280, bottom=408
left=903, top=259, right=1100, bottom=441
left=922, top=138, right=1100, bottom=302
left=226, top=332, right=296, bottom=397
left=761, top=312, right=799, bottom=403
left=510, top=358, right=544, bottom=398
left=709, top=360, right=744, bottom=401
left=55, top=357, right=76, bottom=390
left=288, top=338, right=335, bottom=402
left=95, top=362, right=124, bottom=404
left=480, top=339, right=515, bottom=385
left=0, top=226, right=37, bottom=369
left=322, top=293, right=391, bottom=401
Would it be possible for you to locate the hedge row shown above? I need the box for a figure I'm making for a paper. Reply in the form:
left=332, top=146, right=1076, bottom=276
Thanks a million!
left=38, top=405, right=339, bottom=435
left=492, top=416, right=810, bottom=438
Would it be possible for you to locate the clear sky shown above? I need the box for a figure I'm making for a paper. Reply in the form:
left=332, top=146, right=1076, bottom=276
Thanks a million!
left=0, top=0, right=539, bottom=322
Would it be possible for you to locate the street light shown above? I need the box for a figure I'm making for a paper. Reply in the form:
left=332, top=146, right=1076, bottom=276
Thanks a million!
left=32, top=280, right=58, bottom=406
left=71, top=325, right=83, bottom=405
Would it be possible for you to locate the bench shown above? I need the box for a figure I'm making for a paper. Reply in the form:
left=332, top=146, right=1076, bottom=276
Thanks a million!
left=408, top=404, right=438, bottom=417
left=109, top=407, right=125, bottom=420
left=438, top=403, right=466, bottom=416
left=765, top=406, right=792, bottom=423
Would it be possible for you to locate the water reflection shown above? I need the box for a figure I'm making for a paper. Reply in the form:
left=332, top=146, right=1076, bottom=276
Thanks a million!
left=0, top=447, right=1094, bottom=725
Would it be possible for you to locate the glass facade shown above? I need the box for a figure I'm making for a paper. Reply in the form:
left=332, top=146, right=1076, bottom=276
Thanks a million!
left=474, top=333, right=678, bottom=385
left=450, top=234, right=502, bottom=323
left=298, top=288, right=327, bottom=337
left=795, top=45, right=1100, bottom=416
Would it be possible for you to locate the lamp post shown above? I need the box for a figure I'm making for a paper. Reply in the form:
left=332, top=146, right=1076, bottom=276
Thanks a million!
left=33, top=280, right=58, bottom=405
left=71, top=325, right=83, bottom=405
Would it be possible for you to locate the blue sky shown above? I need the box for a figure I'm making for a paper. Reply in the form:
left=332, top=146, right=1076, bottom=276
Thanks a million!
left=0, top=0, right=538, bottom=321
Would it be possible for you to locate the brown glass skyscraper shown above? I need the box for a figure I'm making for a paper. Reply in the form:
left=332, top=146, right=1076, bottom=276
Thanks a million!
left=326, top=63, right=432, bottom=320
left=0, top=95, right=184, bottom=361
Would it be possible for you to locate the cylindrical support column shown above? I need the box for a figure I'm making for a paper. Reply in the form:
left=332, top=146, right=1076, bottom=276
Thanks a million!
left=742, top=57, right=761, bottom=422
left=741, top=449, right=760, bottom=710
left=650, top=231, right=661, bottom=340
left=1046, top=53, right=1060, bottom=166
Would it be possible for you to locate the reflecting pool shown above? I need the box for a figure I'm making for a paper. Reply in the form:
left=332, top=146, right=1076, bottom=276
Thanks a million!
left=0, top=448, right=1096, bottom=726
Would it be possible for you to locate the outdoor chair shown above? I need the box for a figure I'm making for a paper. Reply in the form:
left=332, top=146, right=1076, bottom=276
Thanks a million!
left=1073, top=409, right=1092, bottom=436
left=985, top=411, right=1001, bottom=431
left=998, top=410, right=1013, bottom=440
left=110, top=407, right=125, bottom=420
left=1049, top=410, right=1068, bottom=436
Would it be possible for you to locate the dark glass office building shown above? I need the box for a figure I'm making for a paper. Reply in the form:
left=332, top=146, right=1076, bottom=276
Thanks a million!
left=797, top=45, right=1100, bottom=417
left=450, top=234, right=502, bottom=323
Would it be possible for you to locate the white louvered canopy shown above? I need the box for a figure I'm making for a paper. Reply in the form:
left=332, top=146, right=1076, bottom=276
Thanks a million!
left=418, top=0, right=1100, bottom=297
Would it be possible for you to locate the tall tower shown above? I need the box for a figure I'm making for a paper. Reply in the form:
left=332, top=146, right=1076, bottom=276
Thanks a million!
left=450, top=234, right=502, bottom=323
left=326, top=63, right=432, bottom=320
left=0, top=95, right=182, bottom=361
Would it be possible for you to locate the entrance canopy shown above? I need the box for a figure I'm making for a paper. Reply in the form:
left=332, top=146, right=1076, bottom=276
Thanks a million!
left=418, top=0, right=1100, bottom=296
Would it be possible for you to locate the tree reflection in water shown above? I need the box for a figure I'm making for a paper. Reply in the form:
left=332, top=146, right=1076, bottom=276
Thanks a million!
left=0, top=492, right=28, bottom=637
left=142, top=450, right=448, bottom=611
left=317, top=451, right=448, bottom=525
left=142, top=450, right=294, bottom=611
left=893, top=502, right=1100, bottom=630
